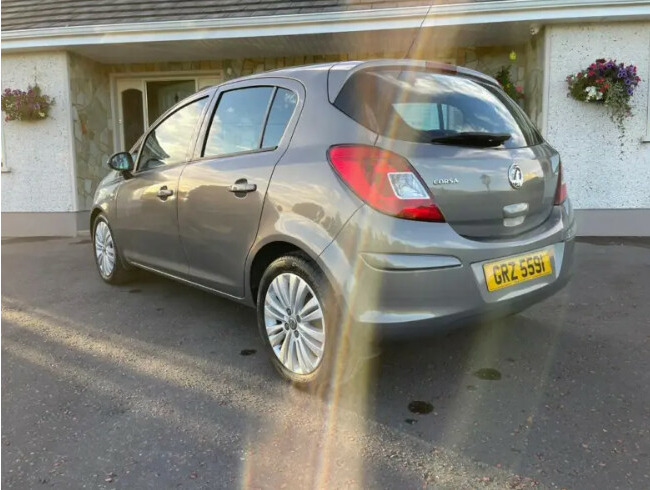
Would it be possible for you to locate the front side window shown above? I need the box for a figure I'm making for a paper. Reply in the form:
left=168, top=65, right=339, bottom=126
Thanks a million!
left=138, top=96, right=208, bottom=171
left=203, top=87, right=274, bottom=158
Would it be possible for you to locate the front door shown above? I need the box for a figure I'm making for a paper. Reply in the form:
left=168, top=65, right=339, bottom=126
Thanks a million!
left=178, top=81, right=302, bottom=297
left=116, top=94, right=211, bottom=275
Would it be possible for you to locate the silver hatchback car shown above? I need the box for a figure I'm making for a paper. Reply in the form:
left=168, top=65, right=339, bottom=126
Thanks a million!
left=92, top=60, right=575, bottom=386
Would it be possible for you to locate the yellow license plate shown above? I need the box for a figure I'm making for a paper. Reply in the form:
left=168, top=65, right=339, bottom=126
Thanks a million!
left=483, top=249, right=553, bottom=292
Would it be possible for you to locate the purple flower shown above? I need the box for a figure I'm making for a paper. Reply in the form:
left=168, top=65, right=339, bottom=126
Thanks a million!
left=627, top=87, right=634, bottom=95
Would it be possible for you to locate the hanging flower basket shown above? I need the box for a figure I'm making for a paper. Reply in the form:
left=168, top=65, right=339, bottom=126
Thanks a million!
left=1, top=84, right=54, bottom=122
left=566, top=59, right=641, bottom=126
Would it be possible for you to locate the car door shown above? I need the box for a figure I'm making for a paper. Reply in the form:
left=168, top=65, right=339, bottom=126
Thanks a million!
left=177, top=79, right=303, bottom=297
left=116, top=93, right=212, bottom=275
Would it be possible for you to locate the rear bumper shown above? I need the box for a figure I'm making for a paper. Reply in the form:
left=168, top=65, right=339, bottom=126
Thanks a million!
left=318, top=200, right=576, bottom=339
left=359, top=240, right=573, bottom=339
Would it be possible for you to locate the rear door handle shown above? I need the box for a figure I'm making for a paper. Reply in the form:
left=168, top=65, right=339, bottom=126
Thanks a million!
left=228, top=180, right=257, bottom=193
left=156, top=186, right=174, bottom=199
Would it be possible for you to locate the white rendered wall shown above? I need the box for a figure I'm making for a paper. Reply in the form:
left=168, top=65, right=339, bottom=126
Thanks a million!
left=545, top=22, right=650, bottom=211
left=1, top=52, right=76, bottom=213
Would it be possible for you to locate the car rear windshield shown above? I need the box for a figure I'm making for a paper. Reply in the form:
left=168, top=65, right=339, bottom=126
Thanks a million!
left=333, top=68, right=543, bottom=149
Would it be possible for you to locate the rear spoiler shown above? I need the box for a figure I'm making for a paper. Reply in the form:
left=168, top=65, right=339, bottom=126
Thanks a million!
left=327, top=59, right=500, bottom=103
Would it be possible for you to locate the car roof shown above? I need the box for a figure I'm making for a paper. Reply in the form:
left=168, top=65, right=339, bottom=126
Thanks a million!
left=234, top=59, right=500, bottom=101
left=230, top=62, right=337, bottom=83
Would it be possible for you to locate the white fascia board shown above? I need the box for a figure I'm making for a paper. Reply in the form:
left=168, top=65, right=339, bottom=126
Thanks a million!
left=2, top=0, right=650, bottom=51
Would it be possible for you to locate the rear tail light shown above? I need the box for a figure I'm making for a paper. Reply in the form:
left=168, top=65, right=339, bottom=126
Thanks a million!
left=554, top=160, right=568, bottom=205
left=327, top=145, right=445, bottom=222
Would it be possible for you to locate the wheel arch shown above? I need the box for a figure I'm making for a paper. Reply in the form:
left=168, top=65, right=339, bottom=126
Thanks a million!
left=89, top=207, right=104, bottom=235
left=246, top=236, right=346, bottom=313
left=248, top=240, right=312, bottom=305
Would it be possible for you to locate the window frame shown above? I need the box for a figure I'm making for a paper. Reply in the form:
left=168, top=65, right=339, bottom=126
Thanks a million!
left=191, top=78, right=302, bottom=163
left=134, top=91, right=213, bottom=174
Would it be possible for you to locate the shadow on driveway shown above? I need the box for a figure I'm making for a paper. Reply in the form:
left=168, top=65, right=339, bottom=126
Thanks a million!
left=2, top=238, right=649, bottom=489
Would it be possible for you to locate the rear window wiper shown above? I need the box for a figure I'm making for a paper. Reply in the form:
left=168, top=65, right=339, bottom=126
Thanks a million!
left=430, top=132, right=511, bottom=147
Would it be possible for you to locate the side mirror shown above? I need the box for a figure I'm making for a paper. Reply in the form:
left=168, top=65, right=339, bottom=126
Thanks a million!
left=107, top=152, right=134, bottom=172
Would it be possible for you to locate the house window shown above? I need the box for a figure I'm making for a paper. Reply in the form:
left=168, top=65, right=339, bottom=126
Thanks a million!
left=120, top=88, right=145, bottom=152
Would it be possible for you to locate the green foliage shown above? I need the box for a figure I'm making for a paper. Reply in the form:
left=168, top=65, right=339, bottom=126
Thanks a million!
left=494, top=66, right=524, bottom=101
left=605, top=83, right=631, bottom=128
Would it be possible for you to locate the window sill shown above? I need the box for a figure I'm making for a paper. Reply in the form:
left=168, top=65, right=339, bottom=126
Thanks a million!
left=1, top=167, right=12, bottom=173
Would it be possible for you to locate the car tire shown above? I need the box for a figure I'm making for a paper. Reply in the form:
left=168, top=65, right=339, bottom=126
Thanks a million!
left=92, top=214, right=134, bottom=285
left=257, top=253, right=357, bottom=390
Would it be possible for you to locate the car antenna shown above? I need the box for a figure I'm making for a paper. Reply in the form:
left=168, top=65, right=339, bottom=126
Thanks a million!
left=403, top=3, right=433, bottom=59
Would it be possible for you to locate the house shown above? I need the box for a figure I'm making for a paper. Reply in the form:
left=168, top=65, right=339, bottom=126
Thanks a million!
left=2, top=0, right=649, bottom=237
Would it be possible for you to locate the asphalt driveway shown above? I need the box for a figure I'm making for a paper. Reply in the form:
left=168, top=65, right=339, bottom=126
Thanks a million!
left=2, top=237, right=649, bottom=489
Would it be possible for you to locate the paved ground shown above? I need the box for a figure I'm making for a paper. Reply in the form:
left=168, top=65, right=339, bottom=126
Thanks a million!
left=2, top=237, right=649, bottom=489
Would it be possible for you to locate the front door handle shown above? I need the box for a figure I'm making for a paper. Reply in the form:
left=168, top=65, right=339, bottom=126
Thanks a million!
left=156, top=186, right=174, bottom=199
left=228, top=180, right=257, bottom=194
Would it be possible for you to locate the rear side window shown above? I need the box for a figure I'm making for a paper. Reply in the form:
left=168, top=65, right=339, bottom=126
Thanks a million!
left=262, top=88, right=298, bottom=148
left=203, top=87, right=273, bottom=157
left=202, top=86, right=298, bottom=158
left=334, top=69, right=542, bottom=149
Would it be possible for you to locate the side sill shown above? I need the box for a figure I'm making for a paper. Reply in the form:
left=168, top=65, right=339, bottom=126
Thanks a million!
left=130, top=261, right=250, bottom=304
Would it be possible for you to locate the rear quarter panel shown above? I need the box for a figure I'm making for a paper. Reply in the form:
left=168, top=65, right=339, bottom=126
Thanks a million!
left=246, top=68, right=375, bottom=298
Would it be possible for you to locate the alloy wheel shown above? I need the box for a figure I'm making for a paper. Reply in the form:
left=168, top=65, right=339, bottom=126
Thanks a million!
left=94, top=220, right=116, bottom=279
left=264, top=273, right=325, bottom=375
